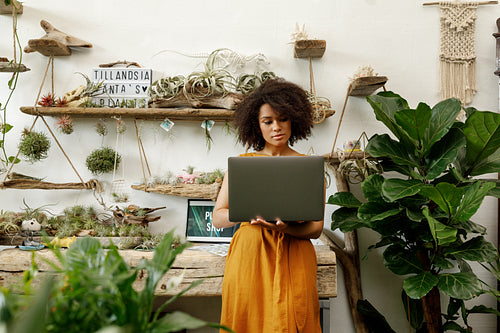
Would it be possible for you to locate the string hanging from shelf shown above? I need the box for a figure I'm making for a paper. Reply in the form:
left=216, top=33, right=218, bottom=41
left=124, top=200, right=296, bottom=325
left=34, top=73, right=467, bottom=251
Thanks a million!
left=110, top=117, right=129, bottom=202
left=308, top=57, right=327, bottom=124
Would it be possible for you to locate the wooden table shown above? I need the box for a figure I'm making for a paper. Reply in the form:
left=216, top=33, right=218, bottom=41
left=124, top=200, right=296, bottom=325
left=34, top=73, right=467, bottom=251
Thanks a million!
left=0, top=245, right=336, bottom=298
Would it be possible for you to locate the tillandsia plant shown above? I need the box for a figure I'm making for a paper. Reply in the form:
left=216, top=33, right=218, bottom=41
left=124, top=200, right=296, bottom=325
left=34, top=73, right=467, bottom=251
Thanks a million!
left=18, top=129, right=51, bottom=163
left=328, top=91, right=500, bottom=332
left=0, top=231, right=233, bottom=333
left=55, top=114, right=73, bottom=135
left=85, top=146, right=120, bottom=175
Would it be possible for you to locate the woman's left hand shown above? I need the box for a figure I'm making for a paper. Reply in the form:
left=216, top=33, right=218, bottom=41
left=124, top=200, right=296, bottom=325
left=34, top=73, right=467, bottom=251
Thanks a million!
left=250, top=216, right=288, bottom=231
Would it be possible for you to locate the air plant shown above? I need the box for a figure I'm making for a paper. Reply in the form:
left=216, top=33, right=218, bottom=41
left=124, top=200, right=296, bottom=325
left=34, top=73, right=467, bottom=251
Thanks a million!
left=75, top=72, right=104, bottom=98
left=236, top=73, right=261, bottom=95
left=55, top=114, right=73, bottom=134
left=95, top=119, right=108, bottom=136
left=184, top=49, right=236, bottom=99
left=37, top=93, right=56, bottom=107
left=85, top=146, right=120, bottom=175
left=18, top=128, right=51, bottom=163
left=148, top=75, right=185, bottom=100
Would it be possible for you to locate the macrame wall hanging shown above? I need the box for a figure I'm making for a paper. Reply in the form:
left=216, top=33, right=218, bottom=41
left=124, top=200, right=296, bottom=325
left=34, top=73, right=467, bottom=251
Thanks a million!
left=440, top=1, right=478, bottom=105
left=424, top=0, right=498, bottom=105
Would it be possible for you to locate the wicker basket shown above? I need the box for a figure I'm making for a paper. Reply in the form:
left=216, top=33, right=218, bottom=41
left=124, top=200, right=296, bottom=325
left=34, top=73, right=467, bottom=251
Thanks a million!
left=131, top=180, right=222, bottom=201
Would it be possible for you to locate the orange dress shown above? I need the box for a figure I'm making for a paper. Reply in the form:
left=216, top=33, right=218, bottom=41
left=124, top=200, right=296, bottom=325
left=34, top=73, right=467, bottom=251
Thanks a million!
left=219, top=153, right=321, bottom=333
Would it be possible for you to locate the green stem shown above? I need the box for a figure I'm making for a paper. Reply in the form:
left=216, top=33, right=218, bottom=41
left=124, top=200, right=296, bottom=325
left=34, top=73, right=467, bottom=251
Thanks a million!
left=1, top=5, right=22, bottom=170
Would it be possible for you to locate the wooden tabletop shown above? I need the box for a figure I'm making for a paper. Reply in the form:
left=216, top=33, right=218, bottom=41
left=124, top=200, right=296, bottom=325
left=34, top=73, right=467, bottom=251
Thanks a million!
left=0, top=245, right=336, bottom=298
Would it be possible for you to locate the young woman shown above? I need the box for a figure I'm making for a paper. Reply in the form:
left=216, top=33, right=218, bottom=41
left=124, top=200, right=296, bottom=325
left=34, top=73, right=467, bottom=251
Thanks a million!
left=213, top=78, right=324, bottom=332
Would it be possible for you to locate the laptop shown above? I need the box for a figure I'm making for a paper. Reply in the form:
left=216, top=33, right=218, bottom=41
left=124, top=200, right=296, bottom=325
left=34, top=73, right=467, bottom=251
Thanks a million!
left=228, top=155, right=325, bottom=222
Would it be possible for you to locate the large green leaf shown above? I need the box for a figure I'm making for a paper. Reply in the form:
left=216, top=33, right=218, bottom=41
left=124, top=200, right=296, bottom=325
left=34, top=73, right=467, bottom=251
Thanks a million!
left=444, top=236, right=497, bottom=262
left=356, top=299, right=397, bottom=333
left=470, top=149, right=500, bottom=176
left=422, top=207, right=457, bottom=246
left=394, top=103, right=432, bottom=147
left=153, top=311, right=210, bottom=332
left=423, top=98, right=462, bottom=153
left=331, top=207, right=365, bottom=232
left=454, top=181, right=496, bottom=223
left=327, top=192, right=361, bottom=208
left=403, top=271, right=439, bottom=299
left=463, top=110, right=500, bottom=166
left=424, top=128, right=466, bottom=180
left=358, top=201, right=402, bottom=222
left=382, top=178, right=423, bottom=202
left=437, top=272, right=482, bottom=300
left=367, top=92, right=411, bottom=143
left=366, top=134, right=419, bottom=168
left=383, top=244, right=424, bottom=275
left=419, top=183, right=464, bottom=217
left=361, top=174, right=386, bottom=202
left=401, top=290, right=425, bottom=330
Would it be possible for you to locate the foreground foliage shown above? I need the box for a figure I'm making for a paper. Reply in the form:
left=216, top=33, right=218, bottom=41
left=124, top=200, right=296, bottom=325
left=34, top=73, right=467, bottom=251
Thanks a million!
left=0, top=231, right=232, bottom=332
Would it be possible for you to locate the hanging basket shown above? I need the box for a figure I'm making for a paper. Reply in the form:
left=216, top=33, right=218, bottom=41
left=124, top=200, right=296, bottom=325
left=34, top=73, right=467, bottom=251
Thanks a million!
left=131, top=180, right=222, bottom=201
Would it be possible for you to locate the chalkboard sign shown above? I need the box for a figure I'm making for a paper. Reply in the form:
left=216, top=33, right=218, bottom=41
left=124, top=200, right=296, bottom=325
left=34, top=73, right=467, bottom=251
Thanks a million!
left=92, top=68, right=152, bottom=108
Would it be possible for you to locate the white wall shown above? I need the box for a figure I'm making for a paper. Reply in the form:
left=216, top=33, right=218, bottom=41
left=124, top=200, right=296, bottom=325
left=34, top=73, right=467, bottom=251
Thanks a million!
left=0, top=1, right=498, bottom=332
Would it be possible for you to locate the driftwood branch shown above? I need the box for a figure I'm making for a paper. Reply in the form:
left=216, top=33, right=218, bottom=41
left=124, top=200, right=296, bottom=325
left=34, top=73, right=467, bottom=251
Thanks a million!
left=323, top=160, right=368, bottom=333
left=24, top=20, right=92, bottom=56
left=99, top=61, right=141, bottom=68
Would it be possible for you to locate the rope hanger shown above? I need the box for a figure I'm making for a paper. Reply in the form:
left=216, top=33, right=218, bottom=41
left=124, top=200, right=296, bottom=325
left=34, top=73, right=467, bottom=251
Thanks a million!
left=1, top=55, right=102, bottom=192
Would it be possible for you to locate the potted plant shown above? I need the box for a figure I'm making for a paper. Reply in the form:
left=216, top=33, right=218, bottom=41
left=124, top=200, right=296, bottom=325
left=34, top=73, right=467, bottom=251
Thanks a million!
left=328, top=91, right=499, bottom=332
left=0, top=231, right=233, bottom=332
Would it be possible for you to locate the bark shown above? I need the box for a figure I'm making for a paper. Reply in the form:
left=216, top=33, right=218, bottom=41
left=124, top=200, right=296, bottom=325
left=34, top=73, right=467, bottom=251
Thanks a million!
left=321, top=161, right=369, bottom=333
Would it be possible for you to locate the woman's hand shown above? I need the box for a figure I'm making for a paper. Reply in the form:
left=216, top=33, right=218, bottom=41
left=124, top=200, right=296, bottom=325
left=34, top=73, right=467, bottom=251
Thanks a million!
left=250, top=216, right=288, bottom=231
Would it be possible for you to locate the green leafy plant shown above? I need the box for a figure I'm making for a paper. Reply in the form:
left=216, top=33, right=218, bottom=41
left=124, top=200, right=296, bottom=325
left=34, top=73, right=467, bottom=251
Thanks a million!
left=18, top=129, right=51, bottom=163
left=0, top=231, right=233, bottom=332
left=86, top=146, right=120, bottom=175
left=328, top=91, right=500, bottom=332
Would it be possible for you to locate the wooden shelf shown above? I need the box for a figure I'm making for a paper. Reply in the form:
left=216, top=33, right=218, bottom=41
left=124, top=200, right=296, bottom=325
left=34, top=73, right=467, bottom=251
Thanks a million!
left=0, top=0, right=23, bottom=14
left=294, top=39, right=326, bottom=58
left=20, top=106, right=235, bottom=121
left=348, top=76, right=388, bottom=96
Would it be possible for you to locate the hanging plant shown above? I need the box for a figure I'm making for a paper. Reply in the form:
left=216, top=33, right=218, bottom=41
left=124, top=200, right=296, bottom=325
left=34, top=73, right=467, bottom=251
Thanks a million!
left=18, top=128, right=51, bottom=163
left=55, top=114, right=74, bottom=134
left=86, top=146, right=120, bottom=175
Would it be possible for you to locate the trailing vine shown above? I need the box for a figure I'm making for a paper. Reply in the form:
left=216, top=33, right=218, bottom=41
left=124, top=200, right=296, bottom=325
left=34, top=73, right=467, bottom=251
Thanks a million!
left=0, top=0, right=23, bottom=173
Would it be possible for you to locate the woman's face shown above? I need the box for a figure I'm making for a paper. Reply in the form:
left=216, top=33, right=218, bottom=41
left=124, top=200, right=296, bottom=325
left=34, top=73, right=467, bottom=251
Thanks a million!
left=258, top=103, right=292, bottom=148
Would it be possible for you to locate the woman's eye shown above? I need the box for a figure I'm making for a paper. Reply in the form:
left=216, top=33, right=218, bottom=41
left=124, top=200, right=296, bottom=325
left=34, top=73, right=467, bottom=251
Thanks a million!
left=280, top=118, right=288, bottom=122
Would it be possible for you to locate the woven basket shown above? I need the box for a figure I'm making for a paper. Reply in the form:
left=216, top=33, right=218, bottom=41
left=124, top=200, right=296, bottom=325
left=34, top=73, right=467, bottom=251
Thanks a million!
left=131, top=180, right=222, bottom=201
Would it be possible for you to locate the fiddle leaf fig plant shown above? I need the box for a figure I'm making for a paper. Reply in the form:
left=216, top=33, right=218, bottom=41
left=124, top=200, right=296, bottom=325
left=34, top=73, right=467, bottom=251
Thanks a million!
left=328, top=91, right=500, bottom=332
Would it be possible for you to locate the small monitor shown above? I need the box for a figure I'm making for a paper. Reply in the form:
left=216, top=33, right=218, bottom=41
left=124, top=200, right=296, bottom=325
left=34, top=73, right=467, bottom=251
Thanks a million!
left=185, top=199, right=239, bottom=242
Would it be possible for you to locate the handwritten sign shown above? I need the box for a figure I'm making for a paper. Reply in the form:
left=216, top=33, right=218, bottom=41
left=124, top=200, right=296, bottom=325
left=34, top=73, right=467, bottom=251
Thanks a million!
left=92, top=68, right=152, bottom=108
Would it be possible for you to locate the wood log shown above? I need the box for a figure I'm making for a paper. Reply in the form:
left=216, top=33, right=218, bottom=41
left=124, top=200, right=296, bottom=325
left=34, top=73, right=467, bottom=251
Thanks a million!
left=19, top=106, right=236, bottom=121
left=0, top=178, right=102, bottom=191
left=0, top=0, right=22, bottom=14
left=0, top=59, right=30, bottom=73
left=348, top=76, right=388, bottom=96
left=321, top=161, right=369, bottom=333
left=294, top=39, right=326, bottom=58
left=24, top=20, right=92, bottom=56
left=0, top=245, right=336, bottom=298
